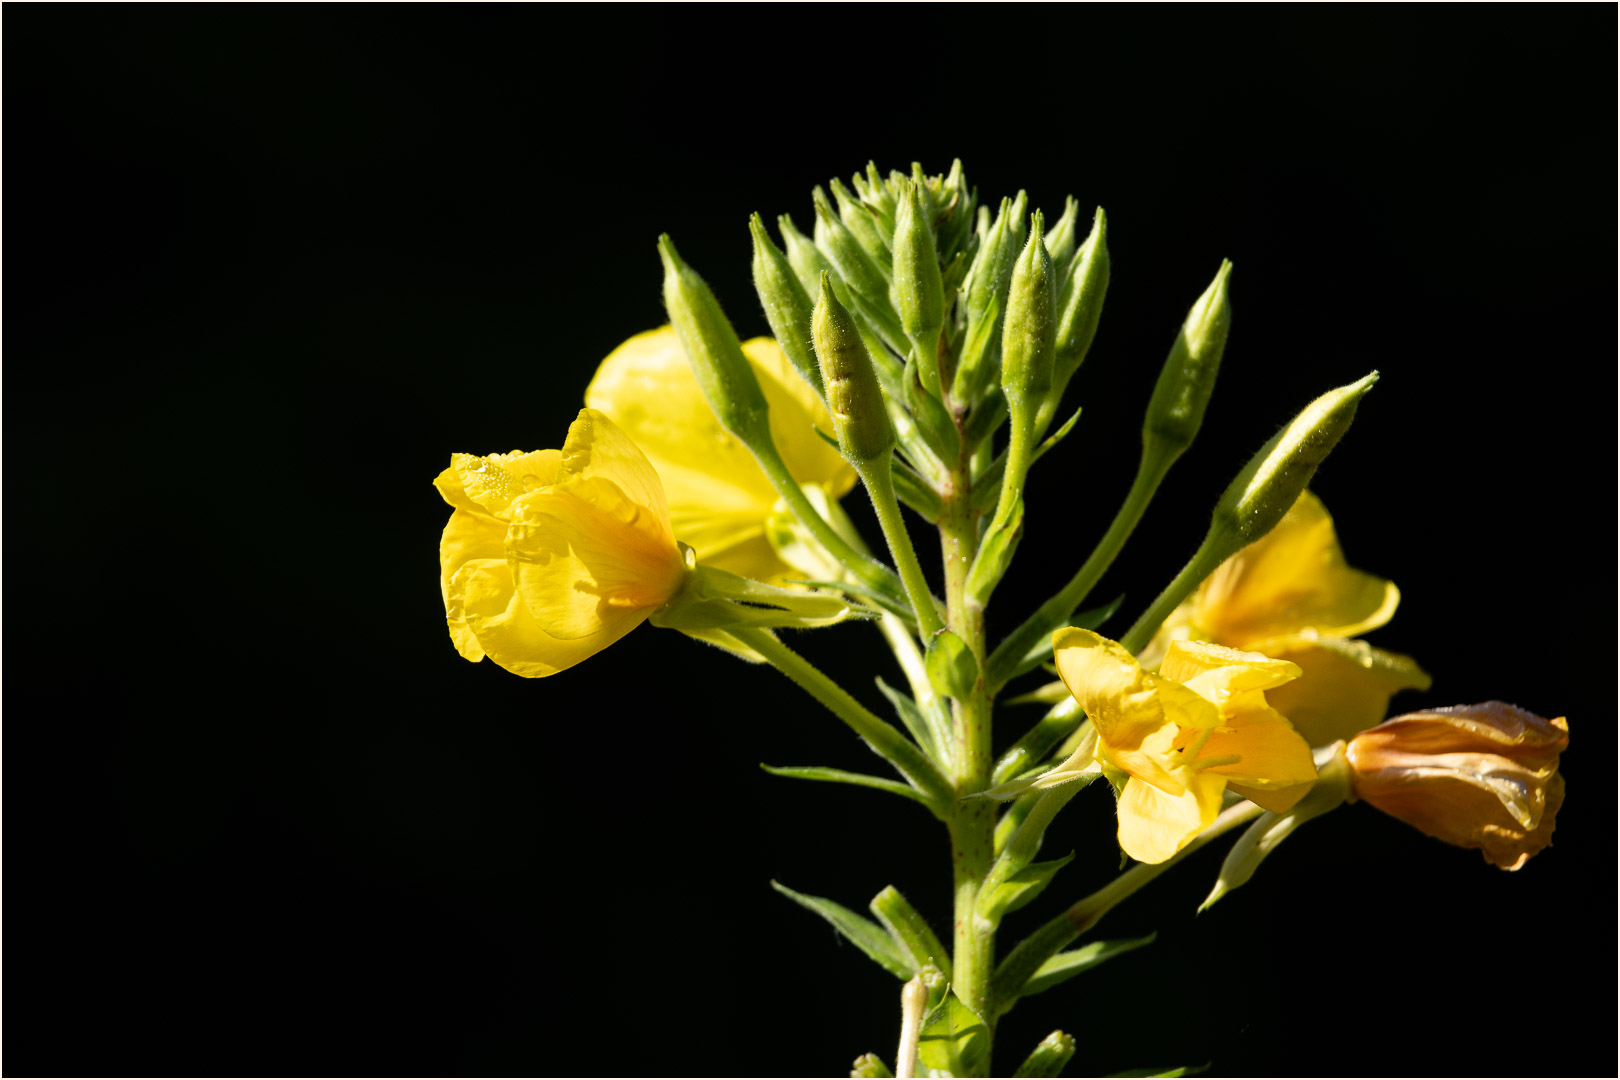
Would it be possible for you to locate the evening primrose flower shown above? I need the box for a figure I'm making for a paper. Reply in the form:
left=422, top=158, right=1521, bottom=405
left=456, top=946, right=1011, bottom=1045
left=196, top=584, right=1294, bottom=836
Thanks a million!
left=1044, top=629, right=1318, bottom=864
left=1346, top=702, right=1568, bottom=870
left=434, top=408, right=685, bottom=678
left=1146, top=490, right=1430, bottom=747
left=585, top=326, right=856, bottom=583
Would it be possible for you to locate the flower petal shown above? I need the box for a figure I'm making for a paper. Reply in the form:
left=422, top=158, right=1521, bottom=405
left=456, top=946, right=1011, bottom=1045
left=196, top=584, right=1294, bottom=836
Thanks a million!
left=449, top=557, right=632, bottom=678
left=1160, top=639, right=1301, bottom=701
left=1254, top=634, right=1432, bottom=747
left=1054, top=628, right=1219, bottom=752
left=741, top=336, right=855, bottom=496
left=437, top=450, right=561, bottom=519
left=1116, top=772, right=1225, bottom=864
left=1197, top=705, right=1318, bottom=813
left=1195, top=490, right=1400, bottom=645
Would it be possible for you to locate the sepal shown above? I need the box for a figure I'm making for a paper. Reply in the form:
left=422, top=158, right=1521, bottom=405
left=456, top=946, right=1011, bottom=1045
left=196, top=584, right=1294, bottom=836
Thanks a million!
left=651, top=552, right=867, bottom=635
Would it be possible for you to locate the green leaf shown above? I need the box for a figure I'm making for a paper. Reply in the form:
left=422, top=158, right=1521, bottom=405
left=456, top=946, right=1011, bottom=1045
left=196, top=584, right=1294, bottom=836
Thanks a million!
left=759, top=764, right=930, bottom=808
left=902, top=353, right=961, bottom=462
left=925, top=630, right=979, bottom=701
left=966, top=496, right=1024, bottom=605
left=1033, top=405, right=1083, bottom=461
left=770, top=881, right=913, bottom=979
left=1004, top=594, right=1125, bottom=682
left=980, top=852, right=1074, bottom=921
left=1019, top=933, right=1157, bottom=998
left=874, top=677, right=937, bottom=760
left=917, top=990, right=989, bottom=1076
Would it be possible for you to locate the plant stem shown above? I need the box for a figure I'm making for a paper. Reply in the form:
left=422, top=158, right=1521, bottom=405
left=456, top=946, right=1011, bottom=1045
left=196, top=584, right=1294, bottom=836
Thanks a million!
left=1117, top=537, right=1224, bottom=655
left=725, top=626, right=953, bottom=806
left=986, top=443, right=1175, bottom=690
left=862, top=457, right=946, bottom=637
left=750, top=438, right=911, bottom=611
left=939, top=457, right=997, bottom=1069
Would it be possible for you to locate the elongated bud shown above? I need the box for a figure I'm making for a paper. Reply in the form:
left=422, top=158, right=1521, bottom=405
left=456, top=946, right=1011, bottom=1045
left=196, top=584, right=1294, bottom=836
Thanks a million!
left=831, top=176, right=891, bottom=265
left=892, top=181, right=945, bottom=392
left=778, top=213, right=835, bottom=297
left=658, top=234, right=770, bottom=444
left=1212, top=371, right=1378, bottom=545
left=1049, top=207, right=1110, bottom=399
left=953, top=191, right=1029, bottom=402
left=1143, top=260, right=1232, bottom=457
left=1000, top=211, right=1057, bottom=411
left=1043, top=196, right=1080, bottom=276
left=749, top=213, right=823, bottom=398
left=1011, top=1030, right=1076, bottom=1079
left=813, top=186, right=898, bottom=321
left=812, top=272, right=895, bottom=465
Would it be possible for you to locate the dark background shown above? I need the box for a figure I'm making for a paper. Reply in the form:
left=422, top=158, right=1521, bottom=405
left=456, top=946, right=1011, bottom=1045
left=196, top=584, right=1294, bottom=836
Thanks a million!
left=10, top=6, right=1615, bottom=1077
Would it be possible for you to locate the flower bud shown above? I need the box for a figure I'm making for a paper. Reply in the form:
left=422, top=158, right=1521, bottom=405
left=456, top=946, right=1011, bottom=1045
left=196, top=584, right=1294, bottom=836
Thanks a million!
left=830, top=176, right=892, bottom=266
left=891, top=180, right=946, bottom=391
left=1142, top=259, right=1232, bottom=457
left=952, top=191, right=1029, bottom=403
left=813, top=272, right=896, bottom=466
left=749, top=213, right=823, bottom=399
left=778, top=212, right=836, bottom=298
left=1043, top=206, right=1110, bottom=426
left=1000, top=211, right=1057, bottom=412
left=657, top=234, right=770, bottom=445
left=1042, top=196, right=1080, bottom=277
left=1346, top=702, right=1569, bottom=870
left=1012, top=1030, right=1076, bottom=1079
left=813, top=186, right=905, bottom=344
left=1211, top=370, right=1377, bottom=546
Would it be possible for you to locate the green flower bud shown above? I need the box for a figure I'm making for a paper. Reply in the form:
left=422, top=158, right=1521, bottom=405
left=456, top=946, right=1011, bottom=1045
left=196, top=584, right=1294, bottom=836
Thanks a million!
left=749, top=213, right=823, bottom=398
left=1011, top=1031, right=1076, bottom=1079
left=1212, top=371, right=1379, bottom=545
left=812, top=272, right=896, bottom=466
left=814, top=186, right=907, bottom=350
left=935, top=158, right=975, bottom=261
left=1050, top=206, right=1110, bottom=399
left=657, top=234, right=770, bottom=445
left=1000, top=211, right=1057, bottom=411
left=1142, top=259, right=1233, bottom=457
left=849, top=1053, right=893, bottom=1079
left=953, top=190, right=1029, bottom=403
left=831, top=176, right=891, bottom=264
left=1042, top=196, right=1080, bottom=278
left=892, top=181, right=946, bottom=392
left=777, top=212, right=835, bottom=298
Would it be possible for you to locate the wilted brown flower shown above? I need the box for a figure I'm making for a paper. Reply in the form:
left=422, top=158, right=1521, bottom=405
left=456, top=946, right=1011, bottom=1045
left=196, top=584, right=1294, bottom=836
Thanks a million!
left=1345, top=702, right=1568, bottom=870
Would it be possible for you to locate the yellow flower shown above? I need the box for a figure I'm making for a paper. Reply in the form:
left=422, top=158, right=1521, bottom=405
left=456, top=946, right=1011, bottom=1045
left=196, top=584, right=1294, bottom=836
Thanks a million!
left=433, top=408, right=686, bottom=678
left=1052, top=628, right=1318, bottom=864
left=1147, top=490, right=1430, bottom=747
left=1346, top=702, right=1568, bottom=870
left=585, top=326, right=856, bottom=583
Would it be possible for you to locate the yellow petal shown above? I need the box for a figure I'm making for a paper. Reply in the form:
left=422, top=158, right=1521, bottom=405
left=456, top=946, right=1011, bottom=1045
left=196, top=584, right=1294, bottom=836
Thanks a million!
left=438, top=507, right=507, bottom=652
left=437, top=449, right=562, bottom=520
left=1160, top=639, right=1301, bottom=702
left=449, top=558, right=629, bottom=678
left=551, top=409, right=675, bottom=543
left=740, top=335, right=855, bottom=496
left=1194, top=491, right=1400, bottom=645
left=1054, top=629, right=1219, bottom=756
left=1255, top=634, right=1433, bottom=747
left=1197, top=705, right=1318, bottom=812
left=1116, top=772, right=1225, bottom=864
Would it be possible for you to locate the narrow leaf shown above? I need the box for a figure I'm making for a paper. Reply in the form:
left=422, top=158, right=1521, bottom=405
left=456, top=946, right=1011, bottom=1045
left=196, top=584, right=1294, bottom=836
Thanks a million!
left=874, top=677, right=937, bottom=759
left=1107, top=1064, right=1209, bottom=1078
left=771, top=881, right=913, bottom=979
left=1004, top=594, right=1125, bottom=682
left=760, top=764, right=929, bottom=807
left=982, top=852, right=1074, bottom=920
left=1019, top=934, right=1157, bottom=999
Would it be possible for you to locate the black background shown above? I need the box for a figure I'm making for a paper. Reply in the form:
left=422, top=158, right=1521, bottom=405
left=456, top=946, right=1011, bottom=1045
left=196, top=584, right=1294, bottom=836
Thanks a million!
left=10, top=6, right=1615, bottom=1078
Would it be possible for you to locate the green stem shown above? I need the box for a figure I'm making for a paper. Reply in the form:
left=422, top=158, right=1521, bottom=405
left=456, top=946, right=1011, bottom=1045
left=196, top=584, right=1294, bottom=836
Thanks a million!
left=750, top=438, right=911, bottom=611
left=1118, top=537, right=1224, bottom=655
left=726, top=626, right=953, bottom=806
left=862, top=457, right=946, bottom=637
left=939, top=465, right=996, bottom=1065
left=988, top=405, right=1035, bottom=535
left=986, top=442, right=1175, bottom=690
left=989, top=799, right=1264, bottom=1015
